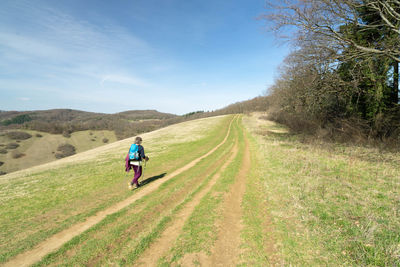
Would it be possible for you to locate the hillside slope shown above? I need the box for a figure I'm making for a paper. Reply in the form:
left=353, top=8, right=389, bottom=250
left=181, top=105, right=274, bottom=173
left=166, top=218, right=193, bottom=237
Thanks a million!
left=0, top=129, right=117, bottom=174
left=0, top=115, right=231, bottom=264
left=1, top=113, right=398, bottom=266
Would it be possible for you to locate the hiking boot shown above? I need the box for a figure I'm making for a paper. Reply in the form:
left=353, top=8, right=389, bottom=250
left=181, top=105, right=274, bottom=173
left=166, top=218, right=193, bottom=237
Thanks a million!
left=128, top=183, right=134, bottom=190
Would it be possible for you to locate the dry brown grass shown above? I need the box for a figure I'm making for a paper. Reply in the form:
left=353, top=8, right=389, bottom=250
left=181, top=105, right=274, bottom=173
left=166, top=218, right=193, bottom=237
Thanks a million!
left=243, top=112, right=400, bottom=266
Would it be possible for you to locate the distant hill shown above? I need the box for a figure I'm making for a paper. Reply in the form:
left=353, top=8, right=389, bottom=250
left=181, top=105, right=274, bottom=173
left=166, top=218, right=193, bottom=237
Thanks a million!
left=0, top=109, right=178, bottom=140
left=0, top=109, right=179, bottom=175
left=0, top=109, right=176, bottom=124
left=0, top=98, right=270, bottom=175
left=0, top=96, right=269, bottom=139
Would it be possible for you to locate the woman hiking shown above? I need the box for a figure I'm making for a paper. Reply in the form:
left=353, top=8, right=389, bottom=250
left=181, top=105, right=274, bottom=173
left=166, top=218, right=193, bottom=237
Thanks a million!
left=126, top=136, right=149, bottom=190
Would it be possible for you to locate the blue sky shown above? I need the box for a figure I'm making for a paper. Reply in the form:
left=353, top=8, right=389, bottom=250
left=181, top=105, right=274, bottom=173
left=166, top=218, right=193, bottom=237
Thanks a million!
left=0, top=0, right=289, bottom=115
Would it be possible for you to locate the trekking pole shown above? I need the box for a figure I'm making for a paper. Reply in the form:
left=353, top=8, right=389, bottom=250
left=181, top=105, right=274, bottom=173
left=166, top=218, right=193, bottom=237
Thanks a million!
left=140, top=159, right=147, bottom=185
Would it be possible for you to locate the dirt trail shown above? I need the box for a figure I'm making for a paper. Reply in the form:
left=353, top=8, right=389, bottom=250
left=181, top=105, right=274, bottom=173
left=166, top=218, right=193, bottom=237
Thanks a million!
left=135, top=140, right=239, bottom=266
left=207, top=130, right=250, bottom=266
left=3, top=117, right=236, bottom=267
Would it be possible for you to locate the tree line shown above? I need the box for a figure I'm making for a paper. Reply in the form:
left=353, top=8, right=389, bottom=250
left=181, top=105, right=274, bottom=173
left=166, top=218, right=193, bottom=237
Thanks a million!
left=262, top=0, right=400, bottom=144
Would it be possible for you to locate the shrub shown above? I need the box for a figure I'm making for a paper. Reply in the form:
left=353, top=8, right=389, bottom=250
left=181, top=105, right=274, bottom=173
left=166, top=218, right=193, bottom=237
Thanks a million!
left=62, top=131, right=71, bottom=138
left=0, top=161, right=4, bottom=166
left=55, top=144, right=76, bottom=159
left=1, top=114, right=32, bottom=126
left=12, top=150, right=25, bottom=159
left=6, top=131, right=32, bottom=140
left=6, top=143, right=19, bottom=149
left=0, top=171, right=6, bottom=176
left=0, top=149, right=7, bottom=154
left=91, top=139, right=96, bottom=142
left=102, top=138, right=109, bottom=143
left=35, top=133, right=43, bottom=137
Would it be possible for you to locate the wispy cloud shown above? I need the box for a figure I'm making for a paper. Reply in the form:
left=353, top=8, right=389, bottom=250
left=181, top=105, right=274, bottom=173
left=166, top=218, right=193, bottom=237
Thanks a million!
left=100, top=74, right=151, bottom=87
left=0, top=1, right=155, bottom=93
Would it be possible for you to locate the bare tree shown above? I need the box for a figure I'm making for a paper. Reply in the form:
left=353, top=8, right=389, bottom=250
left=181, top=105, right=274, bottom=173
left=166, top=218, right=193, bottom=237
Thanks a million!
left=263, top=0, right=400, bottom=62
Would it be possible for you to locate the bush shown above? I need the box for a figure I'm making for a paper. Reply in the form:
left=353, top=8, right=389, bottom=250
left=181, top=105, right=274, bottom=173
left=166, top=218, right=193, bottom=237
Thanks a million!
left=6, top=131, right=32, bottom=140
left=91, top=139, right=96, bottom=142
left=1, top=114, right=32, bottom=126
left=0, top=161, right=3, bottom=166
left=12, top=150, right=25, bottom=159
left=6, top=143, right=19, bottom=149
left=62, top=131, right=71, bottom=138
left=35, top=133, right=43, bottom=137
left=0, top=149, right=7, bottom=154
left=55, top=144, right=76, bottom=159
left=0, top=171, right=6, bottom=176
left=102, top=138, right=109, bottom=143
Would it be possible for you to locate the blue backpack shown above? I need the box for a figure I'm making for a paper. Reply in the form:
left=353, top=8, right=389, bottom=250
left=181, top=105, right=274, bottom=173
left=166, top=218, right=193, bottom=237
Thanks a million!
left=129, top=144, right=140, bottom=160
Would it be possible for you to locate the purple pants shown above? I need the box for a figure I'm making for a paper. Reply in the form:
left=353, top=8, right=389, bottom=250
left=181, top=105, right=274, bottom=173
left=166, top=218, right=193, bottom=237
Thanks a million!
left=131, top=165, right=142, bottom=186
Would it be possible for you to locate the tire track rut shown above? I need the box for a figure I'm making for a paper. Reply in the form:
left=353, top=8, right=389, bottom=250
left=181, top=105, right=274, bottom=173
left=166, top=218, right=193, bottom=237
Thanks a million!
left=135, top=138, right=239, bottom=266
left=207, top=129, right=250, bottom=266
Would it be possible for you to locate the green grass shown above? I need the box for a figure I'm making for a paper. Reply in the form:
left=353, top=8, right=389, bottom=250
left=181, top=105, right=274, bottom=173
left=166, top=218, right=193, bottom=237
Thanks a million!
left=32, top=116, right=239, bottom=266
left=243, top=114, right=400, bottom=266
left=0, top=115, right=233, bottom=263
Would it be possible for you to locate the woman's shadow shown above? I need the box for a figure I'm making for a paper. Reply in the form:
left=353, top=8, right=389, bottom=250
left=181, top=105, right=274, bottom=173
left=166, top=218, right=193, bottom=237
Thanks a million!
left=140, top=173, right=167, bottom=186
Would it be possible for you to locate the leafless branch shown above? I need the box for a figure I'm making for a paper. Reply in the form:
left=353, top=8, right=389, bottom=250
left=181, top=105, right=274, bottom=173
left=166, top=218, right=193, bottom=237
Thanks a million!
left=263, top=0, right=400, bottom=62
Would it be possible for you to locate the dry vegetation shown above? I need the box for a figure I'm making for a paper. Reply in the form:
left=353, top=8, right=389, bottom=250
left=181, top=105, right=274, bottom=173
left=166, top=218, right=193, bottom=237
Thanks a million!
left=5, top=143, right=19, bottom=149
left=6, top=131, right=32, bottom=140
left=263, top=0, right=400, bottom=146
left=55, top=144, right=76, bottom=159
left=11, top=151, right=25, bottom=159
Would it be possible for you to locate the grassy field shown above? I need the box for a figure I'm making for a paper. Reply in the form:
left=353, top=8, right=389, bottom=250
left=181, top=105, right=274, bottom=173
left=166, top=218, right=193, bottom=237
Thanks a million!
left=32, top=117, right=240, bottom=266
left=0, top=129, right=117, bottom=174
left=1, top=113, right=399, bottom=266
left=243, top=113, right=400, bottom=266
left=0, top=115, right=232, bottom=264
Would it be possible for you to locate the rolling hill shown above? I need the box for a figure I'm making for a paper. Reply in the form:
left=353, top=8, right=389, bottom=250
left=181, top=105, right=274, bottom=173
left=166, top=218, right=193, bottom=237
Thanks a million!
left=0, top=109, right=181, bottom=175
